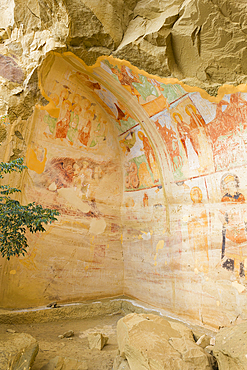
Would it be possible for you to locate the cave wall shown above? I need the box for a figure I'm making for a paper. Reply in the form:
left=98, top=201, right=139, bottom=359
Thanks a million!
left=100, top=57, right=247, bottom=328
left=0, top=0, right=247, bottom=329
left=0, top=54, right=125, bottom=308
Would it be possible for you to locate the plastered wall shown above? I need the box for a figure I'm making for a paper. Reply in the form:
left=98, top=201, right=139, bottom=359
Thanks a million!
left=1, top=52, right=247, bottom=328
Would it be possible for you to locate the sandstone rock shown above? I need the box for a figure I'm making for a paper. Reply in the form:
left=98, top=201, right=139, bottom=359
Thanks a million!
left=47, top=301, right=60, bottom=308
left=196, top=334, right=211, bottom=349
left=0, top=332, right=38, bottom=370
left=116, top=313, right=213, bottom=370
left=0, top=54, right=24, bottom=84
left=210, top=337, right=216, bottom=346
left=40, top=356, right=88, bottom=370
left=88, top=332, right=109, bottom=350
left=113, top=352, right=131, bottom=370
left=59, top=330, right=74, bottom=338
left=205, top=346, right=214, bottom=355
left=0, top=0, right=247, bottom=88
left=213, top=322, right=247, bottom=370
left=6, top=328, right=16, bottom=333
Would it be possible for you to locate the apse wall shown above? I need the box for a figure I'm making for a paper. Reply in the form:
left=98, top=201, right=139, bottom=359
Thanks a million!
left=0, top=53, right=125, bottom=308
left=114, top=65, right=247, bottom=329
left=92, top=57, right=247, bottom=329
left=1, top=52, right=247, bottom=330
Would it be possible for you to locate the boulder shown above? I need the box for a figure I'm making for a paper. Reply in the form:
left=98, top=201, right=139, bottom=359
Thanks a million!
left=116, top=313, right=214, bottom=370
left=6, top=329, right=16, bottom=334
left=58, top=330, right=74, bottom=339
left=0, top=332, right=38, bottom=370
left=40, top=356, right=88, bottom=370
left=213, top=322, right=247, bottom=369
left=88, top=332, right=109, bottom=350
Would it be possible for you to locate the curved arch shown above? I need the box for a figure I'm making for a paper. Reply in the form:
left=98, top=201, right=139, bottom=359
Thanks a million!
left=3, top=51, right=247, bottom=329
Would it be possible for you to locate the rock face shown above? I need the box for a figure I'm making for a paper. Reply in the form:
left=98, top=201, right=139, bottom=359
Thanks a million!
left=116, top=313, right=214, bottom=370
left=0, top=0, right=247, bottom=95
left=40, top=356, right=88, bottom=370
left=88, top=332, right=109, bottom=350
left=213, top=322, right=247, bottom=370
left=113, top=353, right=131, bottom=370
left=0, top=332, right=39, bottom=370
left=196, top=334, right=211, bottom=349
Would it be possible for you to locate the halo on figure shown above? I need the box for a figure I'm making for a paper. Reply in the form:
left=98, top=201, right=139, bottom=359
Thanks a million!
left=50, top=93, right=59, bottom=106
left=61, top=99, right=72, bottom=110
left=221, top=173, right=239, bottom=191
left=185, top=104, right=197, bottom=116
left=138, top=131, right=145, bottom=140
left=172, top=112, right=183, bottom=123
left=190, top=186, right=203, bottom=203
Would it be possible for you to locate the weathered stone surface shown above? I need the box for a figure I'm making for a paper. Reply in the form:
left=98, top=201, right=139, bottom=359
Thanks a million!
left=116, top=313, right=213, bottom=370
left=6, top=328, right=16, bottom=333
left=59, top=330, right=74, bottom=338
left=88, top=332, right=109, bottom=350
left=205, top=345, right=214, bottom=355
left=0, top=0, right=247, bottom=87
left=210, top=337, right=216, bottom=346
left=0, top=55, right=24, bottom=83
left=0, top=332, right=39, bottom=370
left=213, top=322, right=247, bottom=370
left=40, top=356, right=88, bottom=370
left=196, top=334, right=211, bottom=349
left=113, top=352, right=130, bottom=370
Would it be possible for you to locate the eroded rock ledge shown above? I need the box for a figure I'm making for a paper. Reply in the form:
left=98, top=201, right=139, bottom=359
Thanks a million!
left=0, top=0, right=247, bottom=119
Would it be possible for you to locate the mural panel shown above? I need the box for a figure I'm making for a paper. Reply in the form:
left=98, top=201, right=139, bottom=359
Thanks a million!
left=4, top=53, right=247, bottom=325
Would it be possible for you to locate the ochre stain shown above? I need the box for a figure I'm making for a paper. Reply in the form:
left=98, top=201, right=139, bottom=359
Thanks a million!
left=37, top=101, right=60, bottom=118
left=153, top=240, right=165, bottom=265
left=26, top=145, right=47, bottom=174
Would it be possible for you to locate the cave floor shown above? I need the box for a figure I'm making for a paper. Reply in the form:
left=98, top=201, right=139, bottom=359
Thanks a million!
left=0, top=312, right=123, bottom=370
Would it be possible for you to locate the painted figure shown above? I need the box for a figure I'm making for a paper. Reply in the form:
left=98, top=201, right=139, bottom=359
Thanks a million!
left=154, top=118, right=182, bottom=173
left=187, top=186, right=209, bottom=273
left=185, top=104, right=205, bottom=130
left=138, top=131, right=159, bottom=182
left=125, top=162, right=139, bottom=189
left=78, top=111, right=93, bottom=147
left=138, top=161, right=154, bottom=188
left=111, top=65, right=141, bottom=100
left=173, top=112, right=200, bottom=170
left=220, top=173, right=247, bottom=278
left=44, top=157, right=75, bottom=189
left=55, top=100, right=72, bottom=139
left=143, top=192, right=149, bottom=207
left=185, top=104, right=213, bottom=170
left=89, top=165, right=103, bottom=200
left=206, top=95, right=247, bottom=144
left=119, top=131, right=136, bottom=154
left=132, top=75, right=159, bottom=102
left=67, top=103, right=81, bottom=143
left=90, top=112, right=108, bottom=148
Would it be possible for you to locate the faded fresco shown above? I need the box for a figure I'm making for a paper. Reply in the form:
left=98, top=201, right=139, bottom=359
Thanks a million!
left=102, top=59, right=247, bottom=183
left=3, top=53, right=247, bottom=326
left=100, top=57, right=247, bottom=324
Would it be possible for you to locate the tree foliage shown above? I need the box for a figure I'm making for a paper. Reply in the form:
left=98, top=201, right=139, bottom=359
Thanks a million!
left=0, top=158, right=59, bottom=260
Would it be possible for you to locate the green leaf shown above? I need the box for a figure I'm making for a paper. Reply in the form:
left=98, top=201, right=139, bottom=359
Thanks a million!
left=0, top=158, right=60, bottom=259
